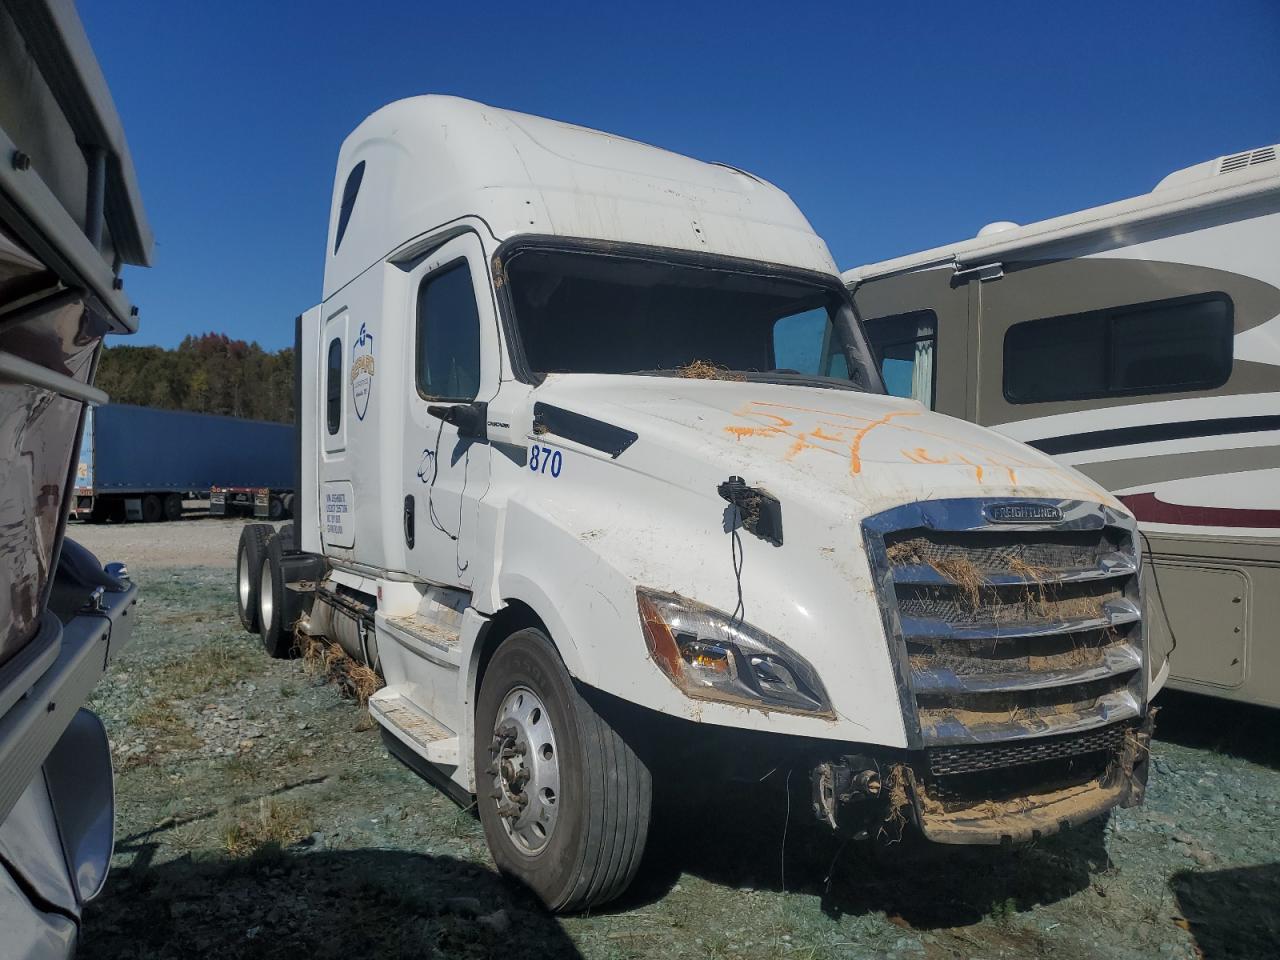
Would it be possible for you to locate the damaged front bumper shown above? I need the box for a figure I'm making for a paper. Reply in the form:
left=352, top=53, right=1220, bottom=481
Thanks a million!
left=811, top=713, right=1154, bottom=846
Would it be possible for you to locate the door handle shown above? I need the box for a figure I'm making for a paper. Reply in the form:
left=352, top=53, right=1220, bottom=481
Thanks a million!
left=403, top=494, right=415, bottom=549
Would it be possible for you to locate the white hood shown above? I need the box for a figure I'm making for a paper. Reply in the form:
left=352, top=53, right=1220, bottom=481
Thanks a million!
left=531, top=373, right=1117, bottom=513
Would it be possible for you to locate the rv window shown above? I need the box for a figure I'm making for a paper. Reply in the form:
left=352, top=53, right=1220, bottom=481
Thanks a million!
left=326, top=337, right=342, bottom=435
left=416, top=260, right=482, bottom=402
left=333, top=161, right=366, bottom=254
left=1004, top=294, right=1232, bottom=404
left=864, top=310, right=937, bottom=408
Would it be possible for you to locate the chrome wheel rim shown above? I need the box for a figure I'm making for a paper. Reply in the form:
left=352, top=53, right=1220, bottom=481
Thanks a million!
left=238, top=545, right=251, bottom=610
left=489, top=685, right=560, bottom=853
left=259, top=562, right=273, bottom=632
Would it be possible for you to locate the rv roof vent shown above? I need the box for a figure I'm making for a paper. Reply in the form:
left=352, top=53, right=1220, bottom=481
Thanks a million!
left=1219, top=146, right=1276, bottom=174
left=1156, top=144, right=1279, bottom=191
left=977, top=220, right=1019, bottom=237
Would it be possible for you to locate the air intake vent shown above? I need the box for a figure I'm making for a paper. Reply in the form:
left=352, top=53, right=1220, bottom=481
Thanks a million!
left=1220, top=146, right=1276, bottom=174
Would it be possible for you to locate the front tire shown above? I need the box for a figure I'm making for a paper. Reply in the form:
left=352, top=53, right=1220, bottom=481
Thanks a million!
left=474, top=628, right=651, bottom=912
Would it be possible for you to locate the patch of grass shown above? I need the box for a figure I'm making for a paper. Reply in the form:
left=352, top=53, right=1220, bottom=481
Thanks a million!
left=222, top=753, right=268, bottom=785
left=125, top=699, right=199, bottom=758
left=221, top=798, right=313, bottom=858
left=149, top=641, right=258, bottom=697
left=988, top=896, right=1019, bottom=922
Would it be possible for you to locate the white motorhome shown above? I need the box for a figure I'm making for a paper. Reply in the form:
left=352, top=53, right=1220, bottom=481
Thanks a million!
left=237, top=96, right=1160, bottom=910
left=845, top=146, right=1280, bottom=709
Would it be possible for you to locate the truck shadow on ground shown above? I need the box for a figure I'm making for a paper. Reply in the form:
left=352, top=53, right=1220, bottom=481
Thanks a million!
left=1152, top=689, right=1280, bottom=770
left=79, top=844, right=581, bottom=960
left=620, top=775, right=1110, bottom=929
left=1171, top=862, right=1280, bottom=960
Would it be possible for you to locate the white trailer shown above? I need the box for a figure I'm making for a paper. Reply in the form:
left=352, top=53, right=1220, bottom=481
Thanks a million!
left=238, top=96, right=1161, bottom=910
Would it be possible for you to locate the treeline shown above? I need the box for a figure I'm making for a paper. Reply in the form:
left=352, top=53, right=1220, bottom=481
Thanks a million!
left=96, top=333, right=295, bottom=423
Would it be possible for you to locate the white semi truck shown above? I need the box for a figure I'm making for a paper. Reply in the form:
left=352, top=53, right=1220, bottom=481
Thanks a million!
left=237, top=96, right=1162, bottom=911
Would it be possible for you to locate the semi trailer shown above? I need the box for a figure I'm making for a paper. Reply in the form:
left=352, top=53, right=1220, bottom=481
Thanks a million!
left=74, top=403, right=294, bottom=522
left=238, top=96, right=1162, bottom=911
left=0, top=0, right=150, bottom=954
left=845, top=144, right=1280, bottom=708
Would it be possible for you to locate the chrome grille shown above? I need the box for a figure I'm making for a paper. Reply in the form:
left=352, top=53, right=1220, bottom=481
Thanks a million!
left=863, top=498, right=1146, bottom=748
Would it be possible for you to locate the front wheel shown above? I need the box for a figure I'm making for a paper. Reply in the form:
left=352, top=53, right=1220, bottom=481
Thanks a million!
left=474, top=629, right=651, bottom=912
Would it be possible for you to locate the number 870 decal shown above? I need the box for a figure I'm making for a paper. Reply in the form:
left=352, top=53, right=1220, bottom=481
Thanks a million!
left=528, top=443, right=563, bottom=478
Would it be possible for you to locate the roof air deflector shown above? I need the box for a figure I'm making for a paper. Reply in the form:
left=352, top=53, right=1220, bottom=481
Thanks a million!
left=334, top=161, right=366, bottom=253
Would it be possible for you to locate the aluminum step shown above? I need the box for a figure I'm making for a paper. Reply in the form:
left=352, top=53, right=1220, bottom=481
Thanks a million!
left=378, top=612, right=463, bottom=668
left=369, top=688, right=458, bottom=767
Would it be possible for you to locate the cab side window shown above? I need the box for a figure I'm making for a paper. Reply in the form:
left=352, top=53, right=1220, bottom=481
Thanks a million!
left=326, top=337, right=342, bottom=434
left=416, top=260, right=482, bottom=401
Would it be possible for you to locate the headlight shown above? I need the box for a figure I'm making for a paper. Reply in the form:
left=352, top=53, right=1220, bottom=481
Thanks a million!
left=636, top=589, right=831, bottom=715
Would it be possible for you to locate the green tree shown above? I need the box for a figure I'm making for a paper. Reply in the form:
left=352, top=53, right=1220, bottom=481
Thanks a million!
left=96, top=333, right=295, bottom=423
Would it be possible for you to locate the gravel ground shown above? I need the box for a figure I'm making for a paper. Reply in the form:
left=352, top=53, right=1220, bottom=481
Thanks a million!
left=70, top=509, right=248, bottom=568
left=72, top=522, right=1280, bottom=960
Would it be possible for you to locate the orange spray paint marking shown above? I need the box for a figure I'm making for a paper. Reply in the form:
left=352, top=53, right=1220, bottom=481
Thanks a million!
left=904, top=447, right=949, bottom=465
left=848, top=411, right=920, bottom=475
left=784, top=427, right=847, bottom=461
left=954, top=453, right=985, bottom=483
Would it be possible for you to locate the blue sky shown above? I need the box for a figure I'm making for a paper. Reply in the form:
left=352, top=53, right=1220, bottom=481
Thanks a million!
left=84, top=0, right=1280, bottom=352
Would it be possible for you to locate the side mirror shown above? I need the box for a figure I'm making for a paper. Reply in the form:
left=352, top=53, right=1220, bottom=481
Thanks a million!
left=427, top=401, right=488, bottom=441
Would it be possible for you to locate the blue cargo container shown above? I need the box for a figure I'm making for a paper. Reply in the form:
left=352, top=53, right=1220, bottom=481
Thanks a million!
left=74, top=404, right=294, bottom=522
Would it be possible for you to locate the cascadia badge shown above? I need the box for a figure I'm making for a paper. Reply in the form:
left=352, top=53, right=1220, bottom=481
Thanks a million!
left=984, top=502, right=1063, bottom=524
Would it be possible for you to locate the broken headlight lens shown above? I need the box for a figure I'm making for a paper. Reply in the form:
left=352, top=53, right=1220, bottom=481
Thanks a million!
left=636, top=589, right=831, bottom=715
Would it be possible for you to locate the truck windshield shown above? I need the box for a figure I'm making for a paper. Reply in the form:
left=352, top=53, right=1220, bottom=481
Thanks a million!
left=504, top=247, right=882, bottom=391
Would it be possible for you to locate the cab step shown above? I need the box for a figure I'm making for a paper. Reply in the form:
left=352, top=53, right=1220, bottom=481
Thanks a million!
left=377, top=610, right=464, bottom=668
left=369, top=686, right=459, bottom=767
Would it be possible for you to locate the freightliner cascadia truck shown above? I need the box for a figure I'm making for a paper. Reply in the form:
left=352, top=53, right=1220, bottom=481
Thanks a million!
left=236, top=96, right=1163, bottom=911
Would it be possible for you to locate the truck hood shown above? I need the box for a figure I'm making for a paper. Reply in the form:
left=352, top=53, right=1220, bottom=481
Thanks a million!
left=532, top=373, right=1117, bottom=513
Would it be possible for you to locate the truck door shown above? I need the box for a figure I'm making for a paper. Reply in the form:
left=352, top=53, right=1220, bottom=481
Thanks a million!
left=400, top=233, right=499, bottom=589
